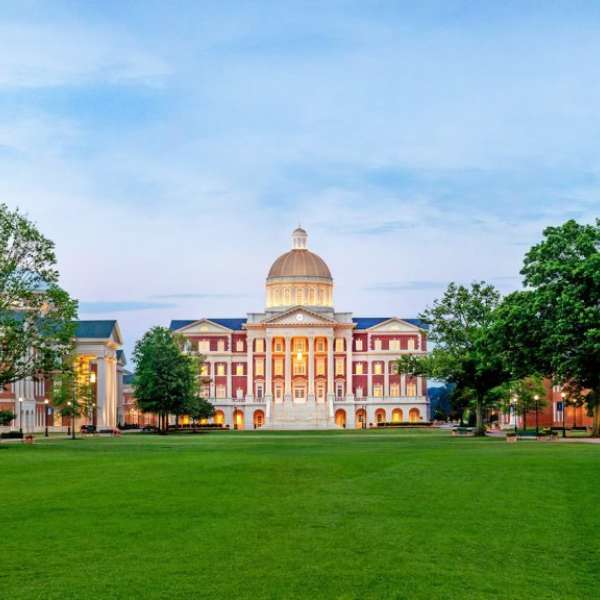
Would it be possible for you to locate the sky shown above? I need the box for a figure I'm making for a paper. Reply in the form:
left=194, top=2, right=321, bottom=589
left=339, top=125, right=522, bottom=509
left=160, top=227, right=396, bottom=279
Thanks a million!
left=1, top=1, right=599, bottom=361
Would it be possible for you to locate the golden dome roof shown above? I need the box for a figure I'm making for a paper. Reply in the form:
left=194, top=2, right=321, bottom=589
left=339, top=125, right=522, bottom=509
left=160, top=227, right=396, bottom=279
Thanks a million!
left=267, top=249, right=332, bottom=280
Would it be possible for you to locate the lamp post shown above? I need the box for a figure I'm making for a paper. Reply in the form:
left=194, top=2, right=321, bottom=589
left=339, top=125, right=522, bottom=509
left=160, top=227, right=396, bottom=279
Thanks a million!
left=512, top=396, right=518, bottom=435
left=44, top=399, right=49, bottom=437
left=534, top=394, right=540, bottom=436
left=561, top=392, right=567, bottom=438
left=18, top=397, right=23, bottom=434
left=67, top=400, right=76, bottom=440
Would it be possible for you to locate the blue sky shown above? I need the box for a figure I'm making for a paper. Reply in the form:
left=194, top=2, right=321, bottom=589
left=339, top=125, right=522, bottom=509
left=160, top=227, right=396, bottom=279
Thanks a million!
left=2, top=1, right=599, bottom=359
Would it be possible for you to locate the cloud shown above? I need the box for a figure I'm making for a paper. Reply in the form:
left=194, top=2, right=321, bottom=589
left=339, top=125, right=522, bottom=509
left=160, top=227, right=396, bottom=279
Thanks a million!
left=366, top=281, right=448, bottom=292
left=79, top=301, right=176, bottom=314
left=150, top=293, right=249, bottom=300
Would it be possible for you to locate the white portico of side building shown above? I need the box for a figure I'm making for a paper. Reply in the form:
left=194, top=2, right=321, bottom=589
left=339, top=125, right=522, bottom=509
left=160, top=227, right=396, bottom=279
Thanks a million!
left=169, top=228, right=429, bottom=430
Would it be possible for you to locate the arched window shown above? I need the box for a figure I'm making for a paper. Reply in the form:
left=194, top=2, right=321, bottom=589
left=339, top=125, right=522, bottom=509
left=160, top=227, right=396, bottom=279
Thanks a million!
left=355, top=408, right=366, bottom=429
left=392, top=408, right=403, bottom=423
left=409, top=408, right=420, bottom=423
left=253, top=410, right=265, bottom=429
left=335, top=409, right=346, bottom=428
left=214, top=410, right=225, bottom=425
left=375, top=408, right=386, bottom=423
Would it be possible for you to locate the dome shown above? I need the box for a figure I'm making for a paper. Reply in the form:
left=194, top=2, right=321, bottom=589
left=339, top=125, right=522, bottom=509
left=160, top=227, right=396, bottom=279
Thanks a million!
left=266, top=228, right=334, bottom=310
left=268, top=249, right=332, bottom=280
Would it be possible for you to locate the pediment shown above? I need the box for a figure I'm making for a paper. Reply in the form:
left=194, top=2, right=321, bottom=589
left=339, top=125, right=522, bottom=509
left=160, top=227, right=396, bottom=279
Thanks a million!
left=264, top=307, right=336, bottom=326
left=368, top=318, right=423, bottom=333
left=177, top=319, right=233, bottom=334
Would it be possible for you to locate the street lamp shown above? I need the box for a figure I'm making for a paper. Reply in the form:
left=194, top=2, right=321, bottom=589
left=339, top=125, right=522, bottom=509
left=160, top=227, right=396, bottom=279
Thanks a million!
left=44, top=399, right=49, bottom=438
left=561, top=392, right=567, bottom=438
left=512, top=396, right=518, bottom=434
left=18, top=397, right=23, bottom=434
left=534, top=394, right=540, bottom=436
left=67, top=401, right=75, bottom=440
left=89, top=371, right=97, bottom=430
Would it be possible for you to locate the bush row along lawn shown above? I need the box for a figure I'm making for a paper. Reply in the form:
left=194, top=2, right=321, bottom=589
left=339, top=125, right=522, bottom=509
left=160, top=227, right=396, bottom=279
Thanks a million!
left=1, top=428, right=599, bottom=599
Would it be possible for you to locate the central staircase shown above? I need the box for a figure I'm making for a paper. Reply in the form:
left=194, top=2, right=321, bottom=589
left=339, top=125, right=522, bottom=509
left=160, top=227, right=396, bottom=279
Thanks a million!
left=263, top=401, right=336, bottom=430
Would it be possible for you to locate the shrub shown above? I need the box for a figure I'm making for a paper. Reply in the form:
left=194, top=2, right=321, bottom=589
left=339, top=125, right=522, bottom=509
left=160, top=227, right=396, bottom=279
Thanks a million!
left=1, top=431, right=23, bottom=439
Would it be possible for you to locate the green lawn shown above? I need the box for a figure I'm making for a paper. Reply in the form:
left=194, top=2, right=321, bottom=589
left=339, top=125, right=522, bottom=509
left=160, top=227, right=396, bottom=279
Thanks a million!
left=1, top=430, right=599, bottom=599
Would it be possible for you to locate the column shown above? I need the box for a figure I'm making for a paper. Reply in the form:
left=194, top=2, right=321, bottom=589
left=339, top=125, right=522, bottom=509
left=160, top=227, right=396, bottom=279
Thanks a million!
left=308, top=335, right=315, bottom=401
left=367, top=357, right=373, bottom=398
left=226, top=357, right=232, bottom=400
left=384, top=360, right=390, bottom=398
left=246, top=337, right=254, bottom=401
left=400, top=373, right=406, bottom=397
left=284, top=336, right=292, bottom=401
left=327, top=336, right=334, bottom=399
left=345, top=334, right=353, bottom=401
left=96, top=356, right=107, bottom=428
left=265, top=336, right=272, bottom=402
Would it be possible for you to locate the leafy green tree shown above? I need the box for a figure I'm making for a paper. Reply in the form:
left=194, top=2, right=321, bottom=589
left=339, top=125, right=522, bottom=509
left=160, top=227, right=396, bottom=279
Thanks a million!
left=133, top=327, right=199, bottom=434
left=0, top=204, right=78, bottom=387
left=492, top=376, right=547, bottom=431
left=184, top=396, right=215, bottom=425
left=493, top=220, right=600, bottom=436
left=398, top=282, right=509, bottom=435
left=0, top=410, right=15, bottom=426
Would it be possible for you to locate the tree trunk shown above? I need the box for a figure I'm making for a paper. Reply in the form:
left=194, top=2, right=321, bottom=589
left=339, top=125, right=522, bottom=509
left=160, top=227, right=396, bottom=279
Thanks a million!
left=592, top=402, right=600, bottom=438
left=474, top=400, right=485, bottom=436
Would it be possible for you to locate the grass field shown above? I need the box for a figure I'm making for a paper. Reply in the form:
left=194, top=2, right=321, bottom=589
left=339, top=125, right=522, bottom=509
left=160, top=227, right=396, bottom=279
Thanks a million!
left=1, top=429, right=599, bottom=599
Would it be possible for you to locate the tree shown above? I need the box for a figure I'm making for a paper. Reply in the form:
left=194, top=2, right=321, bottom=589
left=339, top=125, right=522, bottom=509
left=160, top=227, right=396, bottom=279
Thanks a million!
left=492, top=376, right=547, bottom=432
left=51, top=355, right=93, bottom=439
left=494, top=220, right=600, bottom=436
left=184, top=396, right=215, bottom=425
left=0, top=204, right=78, bottom=388
left=133, top=327, right=199, bottom=434
left=0, top=410, right=15, bottom=426
left=398, top=282, right=509, bottom=435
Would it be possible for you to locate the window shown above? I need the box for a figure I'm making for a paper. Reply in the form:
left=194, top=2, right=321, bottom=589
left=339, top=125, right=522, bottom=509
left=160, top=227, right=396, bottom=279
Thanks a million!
left=294, top=387, right=305, bottom=400
left=255, top=359, right=264, bottom=377
left=235, top=364, right=244, bottom=376
left=316, top=358, right=325, bottom=376
left=374, top=339, right=382, bottom=351
left=275, top=384, right=283, bottom=400
left=355, top=363, right=363, bottom=375
left=317, top=385, right=325, bottom=400
left=373, top=384, right=383, bottom=397
left=216, top=384, right=226, bottom=399
left=236, top=339, right=244, bottom=352
left=217, top=339, right=225, bottom=352
left=201, top=384, right=210, bottom=397
left=216, top=364, right=225, bottom=377
left=294, top=339, right=305, bottom=353
left=356, top=386, right=364, bottom=398
left=274, top=340, right=283, bottom=353
left=406, top=381, right=417, bottom=397
left=335, top=338, right=344, bottom=352
left=274, top=359, right=284, bottom=376
left=293, top=360, right=305, bottom=376
left=374, top=362, right=383, bottom=375
left=390, top=339, right=400, bottom=351
left=316, top=339, right=325, bottom=352
left=198, top=340, right=210, bottom=353
left=390, top=382, right=400, bottom=397
left=200, top=364, right=209, bottom=377
left=407, top=338, right=415, bottom=351
left=255, top=339, right=265, bottom=353
left=256, top=384, right=263, bottom=399
left=335, top=358, right=344, bottom=376
left=236, top=388, right=244, bottom=400
left=355, top=339, right=363, bottom=351
left=336, top=384, right=344, bottom=399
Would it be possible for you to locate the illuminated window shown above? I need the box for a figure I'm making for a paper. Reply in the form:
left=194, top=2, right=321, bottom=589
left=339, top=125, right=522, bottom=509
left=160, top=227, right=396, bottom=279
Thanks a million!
left=406, top=381, right=417, bottom=397
left=355, top=339, right=363, bottom=351
left=335, top=358, right=344, bottom=376
left=255, top=339, right=265, bottom=353
left=216, top=384, right=226, bottom=399
left=374, top=339, right=382, bottom=351
left=355, top=363, right=363, bottom=375
left=390, top=382, right=400, bottom=397
left=216, top=364, right=225, bottom=377
left=198, top=340, right=210, bottom=353
left=373, top=384, right=383, bottom=397
left=294, top=339, right=305, bottom=352
left=235, top=364, right=244, bottom=376
left=255, top=359, right=264, bottom=376
left=335, top=338, right=344, bottom=352
left=390, top=339, right=400, bottom=351
left=316, top=358, right=325, bottom=376
left=374, top=362, right=383, bottom=375
left=217, top=340, right=225, bottom=352
left=407, top=338, right=415, bottom=351
left=236, top=339, right=244, bottom=352
left=293, top=360, right=305, bottom=376
left=200, top=364, right=209, bottom=376
left=274, top=359, right=283, bottom=376
left=274, top=340, right=283, bottom=353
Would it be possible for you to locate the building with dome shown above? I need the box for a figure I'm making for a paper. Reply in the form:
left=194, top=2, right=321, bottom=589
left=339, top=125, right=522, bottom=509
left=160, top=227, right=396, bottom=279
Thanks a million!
left=169, top=228, right=430, bottom=430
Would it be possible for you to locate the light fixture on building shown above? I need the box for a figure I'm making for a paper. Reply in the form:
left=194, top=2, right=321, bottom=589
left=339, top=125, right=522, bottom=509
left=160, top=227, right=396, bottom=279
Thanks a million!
left=296, top=351, right=303, bottom=361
